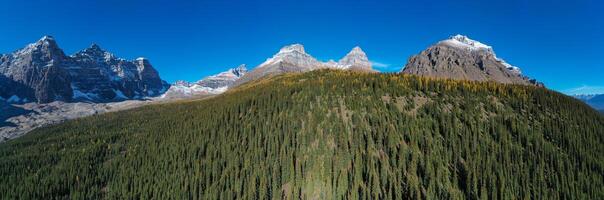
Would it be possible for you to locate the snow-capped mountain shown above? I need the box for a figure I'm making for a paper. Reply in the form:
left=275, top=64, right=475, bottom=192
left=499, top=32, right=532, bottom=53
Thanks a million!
left=0, top=36, right=169, bottom=103
left=160, top=65, right=247, bottom=99
left=573, top=94, right=604, bottom=110
left=402, top=34, right=542, bottom=86
left=235, top=44, right=375, bottom=85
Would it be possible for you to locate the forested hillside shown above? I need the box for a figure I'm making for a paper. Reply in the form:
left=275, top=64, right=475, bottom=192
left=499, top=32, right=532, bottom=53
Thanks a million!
left=1, top=70, right=603, bottom=199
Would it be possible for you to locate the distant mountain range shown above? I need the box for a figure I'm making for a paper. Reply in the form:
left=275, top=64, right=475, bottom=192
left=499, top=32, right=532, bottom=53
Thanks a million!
left=161, top=65, right=248, bottom=99
left=0, top=36, right=169, bottom=103
left=1, top=34, right=551, bottom=140
left=573, top=94, right=604, bottom=111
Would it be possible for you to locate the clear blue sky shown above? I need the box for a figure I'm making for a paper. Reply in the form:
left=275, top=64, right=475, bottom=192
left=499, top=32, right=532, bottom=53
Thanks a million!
left=0, top=0, right=602, bottom=94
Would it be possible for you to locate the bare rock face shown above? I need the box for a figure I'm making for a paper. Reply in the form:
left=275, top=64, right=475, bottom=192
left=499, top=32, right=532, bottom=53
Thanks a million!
left=0, top=36, right=73, bottom=103
left=235, top=44, right=375, bottom=85
left=402, top=35, right=543, bottom=86
left=196, top=64, right=247, bottom=88
left=338, top=46, right=374, bottom=72
left=0, top=36, right=169, bottom=103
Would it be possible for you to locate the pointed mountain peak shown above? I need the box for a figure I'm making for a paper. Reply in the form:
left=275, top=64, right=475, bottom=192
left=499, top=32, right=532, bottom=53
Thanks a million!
left=73, top=42, right=113, bottom=60
left=346, top=46, right=367, bottom=57
left=278, top=44, right=306, bottom=54
left=39, top=35, right=55, bottom=42
left=338, top=46, right=372, bottom=70
left=231, top=64, right=247, bottom=76
left=89, top=43, right=102, bottom=51
left=15, top=35, right=64, bottom=57
left=350, top=46, right=365, bottom=53
left=34, top=35, right=59, bottom=47
left=80, top=43, right=106, bottom=54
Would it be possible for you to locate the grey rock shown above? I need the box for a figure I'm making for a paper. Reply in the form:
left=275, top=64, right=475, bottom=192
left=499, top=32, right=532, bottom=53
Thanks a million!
left=0, top=100, right=152, bottom=141
left=235, top=44, right=375, bottom=85
left=0, top=36, right=73, bottom=103
left=160, top=65, right=247, bottom=99
left=0, top=36, right=169, bottom=103
left=196, top=64, right=247, bottom=88
left=338, top=46, right=374, bottom=72
left=402, top=35, right=543, bottom=86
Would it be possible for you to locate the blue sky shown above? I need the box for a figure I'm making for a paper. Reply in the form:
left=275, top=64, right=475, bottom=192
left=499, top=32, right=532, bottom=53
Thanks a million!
left=0, top=0, right=602, bottom=94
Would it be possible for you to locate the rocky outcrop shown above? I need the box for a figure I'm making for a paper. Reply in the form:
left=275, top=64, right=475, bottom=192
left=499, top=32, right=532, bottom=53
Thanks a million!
left=0, top=36, right=169, bottom=103
left=402, top=35, right=542, bottom=86
left=235, top=44, right=375, bottom=85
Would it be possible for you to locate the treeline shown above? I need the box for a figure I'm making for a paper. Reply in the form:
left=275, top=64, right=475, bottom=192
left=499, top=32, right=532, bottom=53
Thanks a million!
left=0, top=70, right=603, bottom=199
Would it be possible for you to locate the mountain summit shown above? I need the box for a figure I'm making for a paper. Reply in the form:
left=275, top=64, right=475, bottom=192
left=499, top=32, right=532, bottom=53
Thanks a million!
left=402, top=34, right=542, bottom=86
left=235, top=44, right=375, bottom=85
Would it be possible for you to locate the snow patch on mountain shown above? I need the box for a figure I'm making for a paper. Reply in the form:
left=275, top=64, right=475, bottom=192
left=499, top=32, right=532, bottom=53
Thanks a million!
left=160, top=65, right=247, bottom=99
left=440, top=34, right=522, bottom=74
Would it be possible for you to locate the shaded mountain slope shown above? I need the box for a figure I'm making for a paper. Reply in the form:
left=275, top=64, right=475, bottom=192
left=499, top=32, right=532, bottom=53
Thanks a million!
left=1, top=70, right=603, bottom=199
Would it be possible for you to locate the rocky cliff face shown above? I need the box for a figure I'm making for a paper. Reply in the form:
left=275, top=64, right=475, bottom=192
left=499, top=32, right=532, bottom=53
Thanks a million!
left=235, top=44, right=375, bottom=85
left=402, top=35, right=542, bottom=86
left=0, top=36, right=73, bottom=103
left=0, top=36, right=168, bottom=103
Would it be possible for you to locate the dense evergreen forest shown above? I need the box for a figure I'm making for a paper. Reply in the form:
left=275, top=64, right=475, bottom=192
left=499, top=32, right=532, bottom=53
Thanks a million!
left=1, top=70, right=603, bottom=199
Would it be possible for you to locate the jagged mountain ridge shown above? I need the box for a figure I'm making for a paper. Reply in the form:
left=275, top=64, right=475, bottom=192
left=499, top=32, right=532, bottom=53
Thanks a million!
left=160, top=65, right=247, bottom=99
left=0, top=36, right=169, bottom=103
left=235, top=44, right=375, bottom=85
left=402, top=35, right=543, bottom=86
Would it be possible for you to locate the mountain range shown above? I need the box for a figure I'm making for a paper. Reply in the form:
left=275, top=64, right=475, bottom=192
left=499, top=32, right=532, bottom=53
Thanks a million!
left=0, top=36, right=169, bottom=103
left=161, top=65, right=248, bottom=99
left=573, top=94, right=604, bottom=111
left=234, top=44, right=375, bottom=85
left=0, top=34, right=553, bottom=140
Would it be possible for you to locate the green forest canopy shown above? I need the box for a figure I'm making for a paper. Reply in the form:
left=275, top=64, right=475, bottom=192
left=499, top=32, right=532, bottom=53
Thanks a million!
left=1, top=70, right=603, bottom=199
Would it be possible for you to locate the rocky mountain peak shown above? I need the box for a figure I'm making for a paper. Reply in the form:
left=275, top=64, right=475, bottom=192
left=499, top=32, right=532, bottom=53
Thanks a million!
left=278, top=44, right=306, bottom=54
left=338, top=46, right=373, bottom=71
left=38, top=35, right=56, bottom=44
left=230, top=64, right=247, bottom=77
left=15, top=35, right=65, bottom=58
left=402, top=34, right=542, bottom=86
left=439, top=34, right=493, bottom=52
left=89, top=43, right=102, bottom=51
left=1, top=36, right=168, bottom=103
left=76, top=43, right=110, bottom=58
